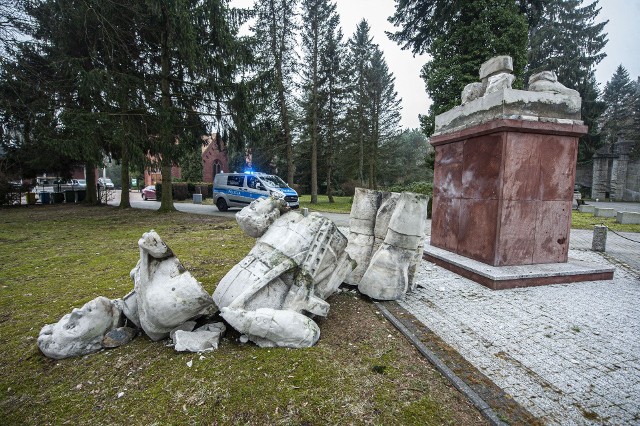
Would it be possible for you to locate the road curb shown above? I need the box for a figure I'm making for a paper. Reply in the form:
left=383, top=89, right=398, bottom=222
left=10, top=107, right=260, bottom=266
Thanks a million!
left=374, top=301, right=508, bottom=426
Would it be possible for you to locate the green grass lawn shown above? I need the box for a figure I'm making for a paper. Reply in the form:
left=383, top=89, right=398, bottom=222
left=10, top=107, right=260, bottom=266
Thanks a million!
left=0, top=204, right=488, bottom=425
left=298, top=195, right=353, bottom=213
left=571, top=210, right=640, bottom=233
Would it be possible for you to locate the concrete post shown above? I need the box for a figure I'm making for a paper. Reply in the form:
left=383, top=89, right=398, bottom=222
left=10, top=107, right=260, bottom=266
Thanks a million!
left=592, top=225, right=607, bottom=252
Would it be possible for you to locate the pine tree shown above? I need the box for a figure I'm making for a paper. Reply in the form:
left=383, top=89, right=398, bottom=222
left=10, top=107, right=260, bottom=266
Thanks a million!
left=366, top=46, right=402, bottom=189
left=299, top=0, right=342, bottom=203
left=343, top=21, right=401, bottom=188
left=600, top=65, right=636, bottom=146
left=252, top=0, right=299, bottom=185
left=345, top=20, right=375, bottom=186
left=316, top=26, right=347, bottom=202
left=527, top=0, right=608, bottom=161
left=527, top=0, right=607, bottom=86
left=416, top=0, right=528, bottom=135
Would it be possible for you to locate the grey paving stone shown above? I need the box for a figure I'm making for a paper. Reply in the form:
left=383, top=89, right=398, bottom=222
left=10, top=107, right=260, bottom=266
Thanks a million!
left=402, top=239, right=640, bottom=425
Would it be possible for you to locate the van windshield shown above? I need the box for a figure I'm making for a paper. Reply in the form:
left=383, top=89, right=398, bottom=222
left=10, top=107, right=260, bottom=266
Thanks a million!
left=260, top=175, right=288, bottom=188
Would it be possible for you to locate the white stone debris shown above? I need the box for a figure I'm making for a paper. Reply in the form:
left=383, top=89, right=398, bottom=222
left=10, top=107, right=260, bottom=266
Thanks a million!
left=528, top=70, right=579, bottom=97
left=37, top=296, right=123, bottom=359
left=236, top=196, right=289, bottom=238
left=484, top=72, right=516, bottom=95
left=127, top=230, right=214, bottom=341
left=213, top=198, right=355, bottom=348
left=461, top=82, right=484, bottom=104
left=357, top=192, right=429, bottom=300
left=220, top=307, right=320, bottom=348
left=173, top=322, right=226, bottom=352
left=344, top=188, right=381, bottom=286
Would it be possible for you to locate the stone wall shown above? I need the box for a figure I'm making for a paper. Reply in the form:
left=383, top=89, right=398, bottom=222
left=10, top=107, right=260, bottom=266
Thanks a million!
left=590, top=142, right=640, bottom=201
left=575, top=162, right=593, bottom=187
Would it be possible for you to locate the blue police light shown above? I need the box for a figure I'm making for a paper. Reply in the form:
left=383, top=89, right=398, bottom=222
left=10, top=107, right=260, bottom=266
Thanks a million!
left=243, top=168, right=254, bottom=174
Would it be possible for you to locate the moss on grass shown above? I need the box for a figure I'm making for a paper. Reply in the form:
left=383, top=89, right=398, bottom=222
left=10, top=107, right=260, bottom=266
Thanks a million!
left=0, top=204, right=486, bottom=425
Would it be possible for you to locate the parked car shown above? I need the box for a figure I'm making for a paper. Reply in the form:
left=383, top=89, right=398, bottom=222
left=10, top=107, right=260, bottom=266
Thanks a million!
left=141, top=185, right=156, bottom=200
left=98, top=178, right=115, bottom=189
left=53, top=178, right=87, bottom=191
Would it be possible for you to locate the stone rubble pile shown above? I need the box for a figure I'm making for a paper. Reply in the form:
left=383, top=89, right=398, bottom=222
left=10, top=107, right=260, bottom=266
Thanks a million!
left=38, top=191, right=428, bottom=359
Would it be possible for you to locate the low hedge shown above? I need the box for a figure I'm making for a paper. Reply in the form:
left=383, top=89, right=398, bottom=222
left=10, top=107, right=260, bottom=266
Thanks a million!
left=155, top=182, right=213, bottom=201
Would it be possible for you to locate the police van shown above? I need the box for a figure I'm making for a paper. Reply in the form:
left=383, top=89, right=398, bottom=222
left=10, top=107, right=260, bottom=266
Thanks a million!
left=213, top=172, right=299, bottom=211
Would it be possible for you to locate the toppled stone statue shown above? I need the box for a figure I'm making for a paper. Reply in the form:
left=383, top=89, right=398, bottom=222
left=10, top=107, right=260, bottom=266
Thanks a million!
left=125, top=230, right=215, bottom=341
left=345, top=188, right=429, bottom=300
left=38, top=230, right=218, bottom=359
left=38, top=296, right=123, bottom=359
left=213, top=196, right=355, bottom=348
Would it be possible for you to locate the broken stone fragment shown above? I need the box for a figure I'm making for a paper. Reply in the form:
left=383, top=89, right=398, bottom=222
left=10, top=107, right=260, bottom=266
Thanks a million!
left=344, top=188, right=382, bottom=286
left=358, top=192, right=429, bottom=300
left=173, top=322, right=226, bottom=352
left=102, top=326, right=138, bottom=348
left=169, top=321, right=197, bottom=341
left=485, top=73, right=516, bottom=95
left=38, top=296, right=123, bottom=359
left=214, top=211, right=352, bottom=314
left=129, top=230, right=215, bottom=341
left=236, top=196, right=288, bottom=238
left=528, top=71, right=579, bottom=96
left=479, top=55, right=513, bottom=80
left=461, top=82, right=484, bottom=104
left=220, top=307, right=320, bottom=348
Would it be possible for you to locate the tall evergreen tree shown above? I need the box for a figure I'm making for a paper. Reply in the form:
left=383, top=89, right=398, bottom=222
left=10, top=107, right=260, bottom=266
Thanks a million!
left=527, top=0, right=608, bottom=161
left=366, top=46, right=402, bottom=189
left=600, top=65, right=636, bottom=146
left=318, top=26, right=347, bottom=202
left=137, top=0, right=243, bottom=211
left=345, top=20, right=375, bottom=185
left=428, top=1, right=527, bottom=135
left=252, top=0, right=298, bottom=185
left=343, top=20, right=401, bottom=188
left=299, top=0, right=341, bottom=203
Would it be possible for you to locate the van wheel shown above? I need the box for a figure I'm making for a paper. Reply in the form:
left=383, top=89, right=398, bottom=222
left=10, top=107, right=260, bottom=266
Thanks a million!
left=216, top=198, right=228, bottom=212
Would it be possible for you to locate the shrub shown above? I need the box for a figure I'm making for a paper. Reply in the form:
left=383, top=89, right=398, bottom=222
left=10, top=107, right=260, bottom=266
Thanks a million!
left=385, top=181, right=433, bottom=196
left=155, top=181, right=213, bottom=201
left=172, top=183, right=189, bottom=201
left=340, top=180, right=358, bottom=197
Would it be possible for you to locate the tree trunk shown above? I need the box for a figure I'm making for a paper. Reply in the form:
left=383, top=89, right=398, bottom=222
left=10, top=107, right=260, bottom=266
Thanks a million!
left=85, top=162, right=98, bottom=204
left=158, top=4, right=175, bottom=212
left=269, top=0, right=294, bottom=186
left=119, top=140, right=131, bottom=208
left=310, top=18, right=319, bottom=204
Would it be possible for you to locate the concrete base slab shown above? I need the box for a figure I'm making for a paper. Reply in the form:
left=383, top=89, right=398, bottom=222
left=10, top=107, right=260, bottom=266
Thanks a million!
left=423, top=239, right=614, bottom=290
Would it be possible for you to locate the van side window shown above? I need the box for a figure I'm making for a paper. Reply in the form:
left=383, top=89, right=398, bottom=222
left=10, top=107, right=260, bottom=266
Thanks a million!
left=246, top=176, right=257, bottom=189
left=227, top=175, right=244, bottom=187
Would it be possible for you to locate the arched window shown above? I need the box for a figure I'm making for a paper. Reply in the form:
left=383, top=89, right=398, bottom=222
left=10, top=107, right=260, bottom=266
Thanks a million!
left=213, top=160, right=222, bottom=178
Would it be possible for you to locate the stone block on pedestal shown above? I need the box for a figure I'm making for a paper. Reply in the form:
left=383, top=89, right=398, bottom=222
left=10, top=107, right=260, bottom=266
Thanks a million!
left=427, top=56, right=613, bottom=288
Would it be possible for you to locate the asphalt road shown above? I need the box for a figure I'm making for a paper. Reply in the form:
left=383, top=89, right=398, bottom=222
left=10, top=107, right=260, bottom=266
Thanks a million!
left=109, top=190, right=350, bottom=227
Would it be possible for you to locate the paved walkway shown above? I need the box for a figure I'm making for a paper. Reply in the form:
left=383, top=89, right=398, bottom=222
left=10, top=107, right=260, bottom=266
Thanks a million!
left=402, top=230, right=640, bottom=425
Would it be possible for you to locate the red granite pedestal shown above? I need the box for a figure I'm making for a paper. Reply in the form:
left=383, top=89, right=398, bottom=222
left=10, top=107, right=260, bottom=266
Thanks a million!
left=427, top=119, right=614, bottom=288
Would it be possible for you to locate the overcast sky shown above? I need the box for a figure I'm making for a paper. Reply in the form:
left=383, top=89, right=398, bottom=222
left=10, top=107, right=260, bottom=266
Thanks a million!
left=233, top=0, right=639, bottom=130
